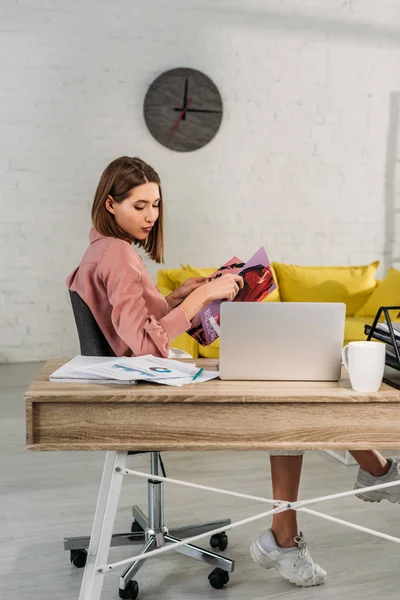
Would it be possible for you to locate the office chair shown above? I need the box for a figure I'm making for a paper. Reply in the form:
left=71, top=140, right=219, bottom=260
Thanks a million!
left=64, top=290, right=234, bottom=599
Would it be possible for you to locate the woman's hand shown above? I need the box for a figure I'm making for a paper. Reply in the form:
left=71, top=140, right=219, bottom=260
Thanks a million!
left=203, top=273, right=244, bottom=302
left=178, top=277, right=210, bottom=299
left=166, top=277, right=209, bottom=309
left=179, top=273, right=244, bottom=322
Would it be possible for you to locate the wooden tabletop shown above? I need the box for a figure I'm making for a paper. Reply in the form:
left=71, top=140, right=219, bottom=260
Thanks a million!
left=25, top=358, right=400, bottom=452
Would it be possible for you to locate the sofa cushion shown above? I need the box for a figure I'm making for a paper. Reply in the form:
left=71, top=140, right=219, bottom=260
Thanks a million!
left=344, top=316, right=372, bottom=343
left=355, top=268, right=400, bottom=317
left=264, top=287, right=281, bottom=302
left=156, top=269, right=182, bottom=291
left=273, top=261, right=379, bottom=316
left=157, top=285, right=173, bottom=298
left=198, top=338, right=220, bottom=358
left=170, top=332, right=199, bottom=358
left=265, top=264, right=281, bottom=301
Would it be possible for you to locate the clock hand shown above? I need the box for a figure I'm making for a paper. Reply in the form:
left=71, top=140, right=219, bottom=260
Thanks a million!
left=168, top=97, right=193, bottom=143
left=173, top=107, right=222, bottom=114
left=182, top=78, right=189, bottom=121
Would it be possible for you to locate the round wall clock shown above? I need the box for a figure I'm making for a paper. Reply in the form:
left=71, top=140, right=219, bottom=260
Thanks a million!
left=143, top=68, right=223, bottom=152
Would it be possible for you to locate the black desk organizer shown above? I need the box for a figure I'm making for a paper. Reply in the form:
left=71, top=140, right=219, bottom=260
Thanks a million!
left=364, top=306, right=400, bottom=390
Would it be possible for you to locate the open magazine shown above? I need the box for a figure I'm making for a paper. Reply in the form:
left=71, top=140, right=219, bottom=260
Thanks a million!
left=187, top=246, right=276, bottom=346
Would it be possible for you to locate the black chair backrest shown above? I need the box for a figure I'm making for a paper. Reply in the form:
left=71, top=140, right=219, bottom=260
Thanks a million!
left=69, top=290, right=153, bottom=456
left=68, top=290, right=116, bottom=357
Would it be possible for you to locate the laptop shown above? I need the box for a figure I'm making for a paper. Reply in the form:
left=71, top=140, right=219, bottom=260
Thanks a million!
left=219, top=302, right=346, bottom=381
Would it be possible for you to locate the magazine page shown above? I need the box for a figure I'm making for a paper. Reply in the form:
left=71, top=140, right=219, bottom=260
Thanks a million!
left=50, top=355, right=123, bottom=381
left=188, top=246, right=275, bottom=346
left=233, top=246, right=276, bottom=302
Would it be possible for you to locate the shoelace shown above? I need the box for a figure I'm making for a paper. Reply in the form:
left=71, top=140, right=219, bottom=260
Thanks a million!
left=293, top=533, right=315, bottom=573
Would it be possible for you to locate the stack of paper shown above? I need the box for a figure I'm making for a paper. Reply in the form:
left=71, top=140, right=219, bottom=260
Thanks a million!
left=378, top=323, right=400, bottom=340
left=50, top=355, right=219, bottom=386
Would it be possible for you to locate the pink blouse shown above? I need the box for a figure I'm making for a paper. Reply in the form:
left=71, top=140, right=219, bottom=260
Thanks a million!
left=66, top=229, right=191, bottom=358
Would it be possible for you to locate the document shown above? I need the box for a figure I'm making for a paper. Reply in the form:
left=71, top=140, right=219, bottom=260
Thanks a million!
left=50, top=355, right=219, bottom=386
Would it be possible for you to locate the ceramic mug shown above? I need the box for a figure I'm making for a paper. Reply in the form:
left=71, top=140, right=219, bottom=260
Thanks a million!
left=342, top=341, right=386, bottom=392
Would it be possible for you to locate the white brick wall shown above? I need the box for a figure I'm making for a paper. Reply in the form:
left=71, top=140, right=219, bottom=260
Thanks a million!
left=1, top=0, right=400, bottom=362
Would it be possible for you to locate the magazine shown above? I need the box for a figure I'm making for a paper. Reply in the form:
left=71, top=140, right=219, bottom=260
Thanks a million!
left=187, top=246, right=276, bottom=346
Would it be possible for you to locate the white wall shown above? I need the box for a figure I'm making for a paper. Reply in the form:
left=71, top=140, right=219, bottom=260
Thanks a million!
left=1, top=0, right=400, bottom=362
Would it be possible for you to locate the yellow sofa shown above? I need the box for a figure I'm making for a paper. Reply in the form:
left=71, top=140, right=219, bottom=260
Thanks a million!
left=157, top=262, right=400, bottom=359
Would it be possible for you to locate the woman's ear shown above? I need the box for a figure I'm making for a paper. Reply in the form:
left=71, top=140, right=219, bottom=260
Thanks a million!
left=105, top=195, right=115, bottom=215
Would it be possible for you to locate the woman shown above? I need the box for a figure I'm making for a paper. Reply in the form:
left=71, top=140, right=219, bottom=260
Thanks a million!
left=67, top=156, right=400, bottom=588
left=66, top=156, right=243, bottom=358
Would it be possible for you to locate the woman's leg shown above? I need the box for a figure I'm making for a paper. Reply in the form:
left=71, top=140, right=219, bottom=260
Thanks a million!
left=269, top=452, right=391, bottom=526
left=349, top=450, right=400, bottom=503
left=250, top=451, right=327, bottom=587
left=349, top=450, right=390, bottom=476
left=269, top=454, right=303, bottom=547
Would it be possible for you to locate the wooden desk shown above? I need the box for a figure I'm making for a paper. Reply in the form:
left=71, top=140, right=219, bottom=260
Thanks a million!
left=25, top=358, right=400, bottom=600
left=26, top=358, right=400, bottom=452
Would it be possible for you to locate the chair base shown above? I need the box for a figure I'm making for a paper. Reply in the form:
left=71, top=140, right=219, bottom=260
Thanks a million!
left=64, top=508, right=234, bottom=592
left=64, top=452, right=234, bottom=597
left=64, top=509, right=231, bottom=553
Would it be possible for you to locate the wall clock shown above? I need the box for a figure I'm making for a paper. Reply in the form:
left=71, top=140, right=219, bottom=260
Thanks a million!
left=143, top=68, right=223, bottom=152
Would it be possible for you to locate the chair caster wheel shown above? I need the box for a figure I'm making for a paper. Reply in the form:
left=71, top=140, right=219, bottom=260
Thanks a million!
left=119, top=580, right=139, bottom=599
left=210, top=533, right=228, bottom=551
left=70, top=549, right=87, bottom=568
left=131, top=520, right=144, bottom=533
left=208, top=567, right=230, bottom=589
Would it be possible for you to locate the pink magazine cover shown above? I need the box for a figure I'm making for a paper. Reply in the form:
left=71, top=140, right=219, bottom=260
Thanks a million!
left=186, top=246, right=276, bottom=346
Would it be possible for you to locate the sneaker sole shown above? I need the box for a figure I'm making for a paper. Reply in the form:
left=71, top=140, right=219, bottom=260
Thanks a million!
left=250, top=541, right=326, bottom=588
left=354, top=485, right=400, bottom=504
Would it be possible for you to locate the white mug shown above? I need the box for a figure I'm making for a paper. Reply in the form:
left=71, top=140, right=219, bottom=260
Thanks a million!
left=342, top=341, right=386, bottom=392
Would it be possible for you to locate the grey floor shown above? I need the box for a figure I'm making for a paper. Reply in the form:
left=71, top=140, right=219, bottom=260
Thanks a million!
left=2, top=362, right=400, bottom=600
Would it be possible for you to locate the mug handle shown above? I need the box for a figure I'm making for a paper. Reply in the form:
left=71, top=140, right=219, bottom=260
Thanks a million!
left=342, top=344, right=349, bottom=371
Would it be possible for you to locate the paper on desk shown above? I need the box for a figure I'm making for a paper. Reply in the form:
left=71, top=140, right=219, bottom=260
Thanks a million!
left=157, top=370, right=220, bottom=386
left=49, top=355, right=133, bottom=384
left=50, top=355, right=219, bottom=386
left=79, top=355, right=199, bottom=382
left=191, top=369, right=219, bottom=383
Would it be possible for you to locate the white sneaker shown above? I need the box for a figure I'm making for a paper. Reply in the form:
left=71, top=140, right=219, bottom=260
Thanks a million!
left=250, top=529, right=327, bottom=587
left=354, top=458, right=400, bottom=503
